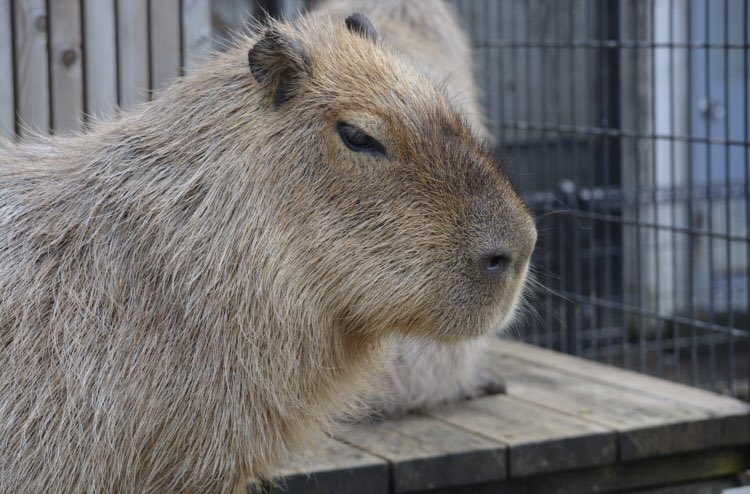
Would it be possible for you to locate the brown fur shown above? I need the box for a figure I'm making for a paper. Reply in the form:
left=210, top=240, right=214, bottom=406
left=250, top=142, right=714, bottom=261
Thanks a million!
left=319, top=0, right=493, bottom=143
left=317, top=0, right=516, bottom=414
left=0, top=12, right=535, bottom=494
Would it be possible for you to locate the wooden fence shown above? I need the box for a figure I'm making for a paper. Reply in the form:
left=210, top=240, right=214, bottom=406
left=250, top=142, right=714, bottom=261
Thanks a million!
left=0, top=0, right=311, bottom=141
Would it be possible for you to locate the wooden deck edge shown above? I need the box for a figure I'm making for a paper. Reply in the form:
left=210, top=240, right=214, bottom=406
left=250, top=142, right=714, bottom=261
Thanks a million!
left=418, top=446, right=750, bottom=494
left=266, top=460, right=389, bottom=494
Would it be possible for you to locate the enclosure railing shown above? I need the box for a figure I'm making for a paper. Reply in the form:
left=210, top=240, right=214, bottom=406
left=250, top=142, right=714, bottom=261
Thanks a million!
left=459, top=0, right=750, bottom=400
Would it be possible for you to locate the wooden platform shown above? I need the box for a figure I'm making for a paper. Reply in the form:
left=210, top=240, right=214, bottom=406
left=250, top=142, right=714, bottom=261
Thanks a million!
left=266, top=339, right=750, bottom=494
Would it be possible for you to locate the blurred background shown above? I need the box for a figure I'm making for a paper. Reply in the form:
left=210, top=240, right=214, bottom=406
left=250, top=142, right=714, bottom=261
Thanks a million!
left=1, top=0, right=748, bottom=400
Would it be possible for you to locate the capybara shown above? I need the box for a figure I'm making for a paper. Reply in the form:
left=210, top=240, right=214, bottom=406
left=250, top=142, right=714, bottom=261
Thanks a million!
left=317, top=0, right=519, bottom=415
left=0, top=11, right=536, bottom=494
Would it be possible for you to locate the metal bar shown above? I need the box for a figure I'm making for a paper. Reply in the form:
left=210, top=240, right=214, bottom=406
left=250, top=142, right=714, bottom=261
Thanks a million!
left=708, top=2, right=716, bottom=391
left=669, top=0, right=681, bottom=383
left=586, top=0, right=598, bottom=363
left=554, top=0, right=570, bottom=354
left=602, top=0, right=618, bottom=366
left=540, top=0, right=555, bottom=350
left=581, top=333, right=744, bottom=356
left=744, top=0, right=750, bottom=400
left=651, top=0, right=662, bottom=378
left=685, top=0, right=697, bottom=388
left=474, top=40, right=750, bottom=49
left=487, top=120, right=750, bottom=147
left=633, top=0, right=646, bottom=373
left=534, top=287, right=749, bottom=339
left=723, top=0, right=734, bottom=395
left=570, top=0, right=583, bottom=357
left=534, top=208, right=748, bottom=244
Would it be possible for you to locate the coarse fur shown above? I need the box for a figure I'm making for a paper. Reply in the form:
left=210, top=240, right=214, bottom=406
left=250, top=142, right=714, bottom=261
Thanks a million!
left=316, top=0, right=513, bottom=415
left=317, top=0, right=492, bottom=144
left=0, top=12, right=535, bottom=494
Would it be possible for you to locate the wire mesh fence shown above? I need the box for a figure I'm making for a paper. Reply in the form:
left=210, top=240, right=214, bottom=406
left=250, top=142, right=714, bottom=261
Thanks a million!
left=219, top=0, right=750, bottom=400
left=455, top=0, right=750, bottom=400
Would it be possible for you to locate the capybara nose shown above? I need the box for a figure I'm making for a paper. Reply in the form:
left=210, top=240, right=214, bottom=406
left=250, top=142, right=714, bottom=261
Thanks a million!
left=476, top=250, right=512, bottom=278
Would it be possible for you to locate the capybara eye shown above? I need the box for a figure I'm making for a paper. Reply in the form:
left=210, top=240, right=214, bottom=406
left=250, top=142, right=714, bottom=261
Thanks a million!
left=336, top=122, right=387, bottom=157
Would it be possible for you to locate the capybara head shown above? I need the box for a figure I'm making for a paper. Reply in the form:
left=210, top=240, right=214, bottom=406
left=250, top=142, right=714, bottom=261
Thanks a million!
left=0, top=12, right=537, bottom=492
left=244, top=14, right=536, bottom=341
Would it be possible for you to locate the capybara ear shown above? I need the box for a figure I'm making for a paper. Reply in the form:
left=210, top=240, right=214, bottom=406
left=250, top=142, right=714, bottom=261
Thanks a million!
left=345, top=13, right=378, bottom=41
left=248, top=28, right=311, bottom=107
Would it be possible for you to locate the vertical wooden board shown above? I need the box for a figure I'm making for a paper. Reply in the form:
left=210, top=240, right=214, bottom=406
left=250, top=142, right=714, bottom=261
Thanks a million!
left=0, top=0, right=14, bottom=139
left=83, top=0, right=117, bottom=121
left=49, top=0, right=84, bottom=133
left=117, top=0, right=150, bottom=107
left=181, top=0, right=212, bottom=74
left=13, top=0, right=49, bottom=137
left=150, top=0, right=182, bottom=94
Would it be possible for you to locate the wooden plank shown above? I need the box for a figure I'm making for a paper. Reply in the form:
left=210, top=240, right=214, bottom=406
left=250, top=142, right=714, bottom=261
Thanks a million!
left=426, top=447, right=750, bottom=494
left=484, top=352, right=723, bottom=460
left=181, top=0, right=212, bottom=74
left=267, top=435, right=388, bottom=494
left=49, top=0, right=84, bottom=133
left=83, top=0, right=117, bottom=121
left=723, top=485, right=750, bottom=494
left=338, top=415, right=506, bottom=493
left=0, top=0, right=14, bottom=139
left=489, top=339, right=750, bottom=416
left=150, top=0, right=182, bottom=94
left=488, top=339, right=750, bottom=447
left=13, top=0, right=49, bottom=137
left=619, top=477, right=739, bottom=494
left=430, top=394, right=616, bottom=477
left=117, top=0, right=150, bottom=107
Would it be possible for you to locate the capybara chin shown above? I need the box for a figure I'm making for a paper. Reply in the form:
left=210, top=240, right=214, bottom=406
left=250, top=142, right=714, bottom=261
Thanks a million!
left=0, top=11, right=536, bottom=494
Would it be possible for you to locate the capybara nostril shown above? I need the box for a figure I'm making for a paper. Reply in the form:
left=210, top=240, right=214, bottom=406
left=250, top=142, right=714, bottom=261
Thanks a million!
left=477, top=250, right=512, bottom=277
